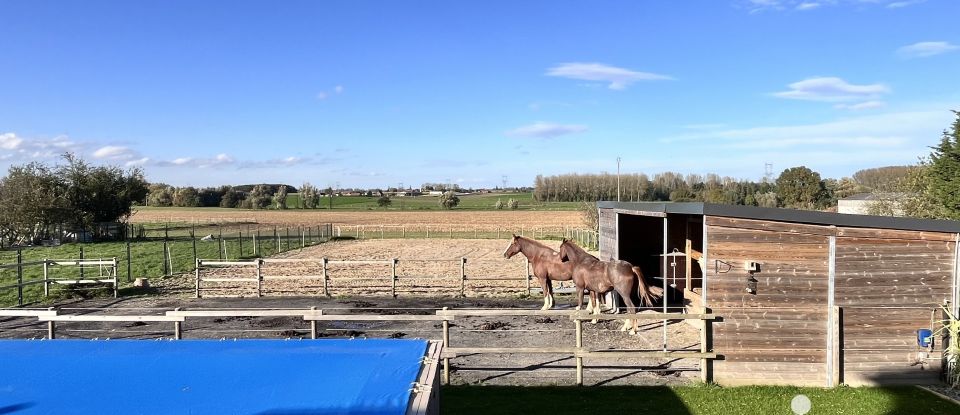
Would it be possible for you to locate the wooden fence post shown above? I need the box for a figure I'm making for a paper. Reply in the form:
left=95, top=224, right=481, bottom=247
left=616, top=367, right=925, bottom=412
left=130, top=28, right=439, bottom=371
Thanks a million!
left=256, top=259, right=263, bottom=297
left=285, top=228, right=291, bottom=251
left=391, top=258, right=398, bottom=298
left=322, top=258, right=329, bottom=296
left=174, top=307, right=183, bottom=340
left=442, top=307, right=450, bottom=385
left=700, top=306, right=712, bottom=383
left=194, top=258, right=201, bottom=298
left=239, top=231, right=244, bottom=257
left=575, top=318, right=583, bottom=386
left=254, top=230, right=259, bottom=257
left=525, top=258, right=531, bottom=295
left=460, top=257, right=467, bottom=297
left=310, top=306, right=319, bottom=339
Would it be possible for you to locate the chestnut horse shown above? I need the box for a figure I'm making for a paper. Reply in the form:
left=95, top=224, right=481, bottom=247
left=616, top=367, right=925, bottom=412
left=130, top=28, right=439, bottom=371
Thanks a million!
left=559, top=239, right=663, bottom=334
left=502, top=234, right=573, bottom=310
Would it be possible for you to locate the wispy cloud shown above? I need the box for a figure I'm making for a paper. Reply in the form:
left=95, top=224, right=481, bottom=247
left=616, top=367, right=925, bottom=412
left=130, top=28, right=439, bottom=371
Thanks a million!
left=796, top=2, right=821, bottom=10
left=661, top=110, right=951, bottom=150
left=317, top=85, right=345, bottom=100
left=0, top=133, right=24, bottom=150
left=834, top=100, right=886, bottom=110
left=773, top=77, right=890, bottom=102
left=546, top=62, right=673, bottom=90
left=897, top=41, right=959, bottom=59
left=505, top=122, right=589, bottom=139
left=0, top=132, right=83, bottom=160
left=742, top=0, right=923, bottom=12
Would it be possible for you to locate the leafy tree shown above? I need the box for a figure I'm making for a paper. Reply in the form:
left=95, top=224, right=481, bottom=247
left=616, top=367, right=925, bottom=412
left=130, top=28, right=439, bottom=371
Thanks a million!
left=853, top=166, right=912, bottom=191
left=272, top=185, right=289, bottom=209
left=146, top=184, right=174, bottom=207
left=56, top=154, right=148, bottom=227
left=219, top=186, right=243, bottom=208
left=507, top=198, right=519, bottom=209
left=439, top=191, right=460, bottom=209
left=754, top=191, right=778, bottom=208
left=245, top=184, right=272, bottom=209
left=776, top=166, right=828, bottom=209
left=669, top=188, right=695, bottom=202
left=928, top=111, right=960, bottom=219
left=299, top=183, right=321, bottom=209
left=172, top=187, right=200, bottom=207
left=0, top=163, right=69, bottom=243
left=494, top=199, right=504, bottom=210
left=377, top=195, right=392, bottom=208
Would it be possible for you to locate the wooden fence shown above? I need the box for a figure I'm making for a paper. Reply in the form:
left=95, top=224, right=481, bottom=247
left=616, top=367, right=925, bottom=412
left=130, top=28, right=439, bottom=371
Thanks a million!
left=334, top=225, right=598, bottom=250
left=0, top=257, right=118, bottom=305
left=0, top=307, right=717, bottom=386
left=195, top=257, right=536, bottom=298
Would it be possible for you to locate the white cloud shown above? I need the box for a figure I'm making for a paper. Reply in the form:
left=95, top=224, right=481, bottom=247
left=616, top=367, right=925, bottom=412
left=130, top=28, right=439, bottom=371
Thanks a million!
left=0, top=133, right=24, bottom=150
left=334, top=85, right=344, bottom=94
left=316, top=92, right=329, bottom=100
left=171, top=157, right=192, bottom=165
left=125, top=157, right=149, bottom=167
left=887, top=0, right=925, bottom=8
left=897, top=41, right=959, bottom=59
left=661, top=110, right=951, bottom=151
left=742, top=0, right=923, bottom=12
left=546, top=63, right=673, bottom=90
left=773, top=77, right=890, bottom=102
left=92, top=145, right=138, bottom=160
left=834, top=100, right=886, bottom=110
left=505, top=122, right=589, bottom=139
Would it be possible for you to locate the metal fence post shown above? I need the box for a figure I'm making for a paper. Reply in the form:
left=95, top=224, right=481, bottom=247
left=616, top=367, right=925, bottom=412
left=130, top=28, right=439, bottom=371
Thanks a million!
left=442, top=307, right=450, bottom=385
left=79, top=247, right=84, bottom=280
left=43, top=258, right=49, bottom=297
left=256, top=259, right=263, bottom=298
left=16, top=249, right=23, bottom=307
left=126, top=239, right=133, bottom=282
left=239, top=231, right=244, bottom=258
left=194, top=259, right=201, bottom=298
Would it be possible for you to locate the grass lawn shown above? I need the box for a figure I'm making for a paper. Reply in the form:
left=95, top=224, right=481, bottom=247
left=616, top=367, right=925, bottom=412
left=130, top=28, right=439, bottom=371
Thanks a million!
left=441, top=385, right=960, bottom=415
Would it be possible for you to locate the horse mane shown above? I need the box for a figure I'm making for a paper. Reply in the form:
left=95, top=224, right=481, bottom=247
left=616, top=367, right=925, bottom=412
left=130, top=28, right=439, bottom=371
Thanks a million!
left=560, top=239, right=598, bottom=261
left=516, top=235, right=555, bottom=252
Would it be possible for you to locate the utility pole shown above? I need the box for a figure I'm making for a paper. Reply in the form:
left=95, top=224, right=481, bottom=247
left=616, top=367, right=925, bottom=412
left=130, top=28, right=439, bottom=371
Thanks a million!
left=501, top=175, right=508, bottom=190
left=616, top=157, right=622, bottom=202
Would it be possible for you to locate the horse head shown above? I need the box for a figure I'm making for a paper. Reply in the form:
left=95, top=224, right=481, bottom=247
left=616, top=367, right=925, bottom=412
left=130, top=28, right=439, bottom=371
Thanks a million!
left=502, top=234, right=523, bottom=259
left=558, top=239, right=572, bottom=262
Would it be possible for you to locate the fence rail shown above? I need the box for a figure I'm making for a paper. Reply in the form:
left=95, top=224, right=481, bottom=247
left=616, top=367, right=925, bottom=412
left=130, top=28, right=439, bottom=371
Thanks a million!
left=0, top=256, right=118, bottom=305
left=0, top=306, right=717, bottom=385
left=332, top=225, right=598, bottom=250
left=195, top=256, right=535, bottom=298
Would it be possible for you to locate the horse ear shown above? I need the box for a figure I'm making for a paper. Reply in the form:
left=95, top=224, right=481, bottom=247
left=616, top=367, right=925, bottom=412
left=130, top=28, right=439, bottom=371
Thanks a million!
left=512, top=233, right=517, bottom=239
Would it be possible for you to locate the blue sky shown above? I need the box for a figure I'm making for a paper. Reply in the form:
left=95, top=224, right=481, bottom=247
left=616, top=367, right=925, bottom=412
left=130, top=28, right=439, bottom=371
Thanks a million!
left=1, top=0, right=958, bottom=189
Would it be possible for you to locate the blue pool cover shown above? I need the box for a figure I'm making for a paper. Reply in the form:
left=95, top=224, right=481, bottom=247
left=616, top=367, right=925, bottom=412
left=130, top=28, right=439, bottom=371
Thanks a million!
left=0, top=338, right=428, bottom=415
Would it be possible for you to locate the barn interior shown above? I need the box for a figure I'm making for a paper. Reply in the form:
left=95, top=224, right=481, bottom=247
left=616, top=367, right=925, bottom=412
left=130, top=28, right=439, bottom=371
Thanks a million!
left=615, top=212, right=704, bottom=308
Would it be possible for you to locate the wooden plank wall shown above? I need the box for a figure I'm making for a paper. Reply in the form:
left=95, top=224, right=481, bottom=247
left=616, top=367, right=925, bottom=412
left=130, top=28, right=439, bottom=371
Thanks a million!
left=835, top=228, right=955, bottom=385
left=705, top=216, right=830, bottom=386
left=598, top=208, right=616, bottom=261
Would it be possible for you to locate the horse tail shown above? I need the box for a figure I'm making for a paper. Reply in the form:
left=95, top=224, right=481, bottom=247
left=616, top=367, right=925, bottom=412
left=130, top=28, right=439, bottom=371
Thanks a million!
left=632, top=266, right=664, bottom=306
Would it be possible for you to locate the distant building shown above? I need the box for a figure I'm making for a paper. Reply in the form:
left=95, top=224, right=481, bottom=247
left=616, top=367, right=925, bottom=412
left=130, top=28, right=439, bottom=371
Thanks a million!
left=837, top=193, right=905, bottom=215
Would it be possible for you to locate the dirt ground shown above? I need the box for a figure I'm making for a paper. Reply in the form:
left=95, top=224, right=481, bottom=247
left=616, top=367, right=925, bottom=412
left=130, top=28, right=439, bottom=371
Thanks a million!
left=130, top=209, right=584, bottom=229
left=0, top=238, right=702, bottom=387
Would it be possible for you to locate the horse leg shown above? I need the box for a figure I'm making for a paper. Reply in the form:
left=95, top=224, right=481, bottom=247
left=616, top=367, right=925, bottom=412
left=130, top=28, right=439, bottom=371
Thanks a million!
left=545, top=279, right=555, bottom=309
left=618, top=293, right=638, bottom=335
left=537, top=276, right=550, bottom=310
left=590, top=291, right=601, bottom=324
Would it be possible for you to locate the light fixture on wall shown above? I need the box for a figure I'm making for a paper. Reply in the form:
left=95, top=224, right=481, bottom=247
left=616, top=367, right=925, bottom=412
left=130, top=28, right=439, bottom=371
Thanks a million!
left=745, top=261, right=760, bottom=294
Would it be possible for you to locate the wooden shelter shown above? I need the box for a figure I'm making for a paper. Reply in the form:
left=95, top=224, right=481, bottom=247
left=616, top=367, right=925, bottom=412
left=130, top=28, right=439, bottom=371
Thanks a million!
left=597, top=202, right=960, bottom=386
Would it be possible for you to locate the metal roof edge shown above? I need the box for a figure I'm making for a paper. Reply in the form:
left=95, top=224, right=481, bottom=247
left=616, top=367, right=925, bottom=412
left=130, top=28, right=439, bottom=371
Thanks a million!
left=596, top=201, right=960, bottom=234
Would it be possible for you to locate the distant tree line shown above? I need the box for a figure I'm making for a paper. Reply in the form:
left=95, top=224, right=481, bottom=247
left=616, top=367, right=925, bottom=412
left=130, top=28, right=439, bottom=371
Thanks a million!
left=144, top=183, right=299, bottom=209
left=0, top=154, right=148, bottom=244
left=534, top=166, right=907, bottom=211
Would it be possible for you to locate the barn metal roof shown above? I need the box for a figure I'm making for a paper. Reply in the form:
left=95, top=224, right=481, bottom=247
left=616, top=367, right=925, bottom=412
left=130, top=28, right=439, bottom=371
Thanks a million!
left=596, top=201, right=960, bottom=234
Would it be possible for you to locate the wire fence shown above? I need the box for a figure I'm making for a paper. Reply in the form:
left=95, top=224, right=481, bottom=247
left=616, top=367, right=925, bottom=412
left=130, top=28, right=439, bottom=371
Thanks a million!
left=332, top=224, right=598, bottom=250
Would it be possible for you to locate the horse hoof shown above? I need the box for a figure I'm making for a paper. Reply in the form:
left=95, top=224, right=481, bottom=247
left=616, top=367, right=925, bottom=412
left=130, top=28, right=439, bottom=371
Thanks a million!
left=629, top=330, right=637, bottom=336
left=590, top=319, right=598, bottom=324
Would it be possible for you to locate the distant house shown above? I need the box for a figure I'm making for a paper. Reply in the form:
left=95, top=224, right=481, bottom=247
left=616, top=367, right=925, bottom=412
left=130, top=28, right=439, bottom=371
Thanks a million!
left=838, top=193, right=907, bottom=215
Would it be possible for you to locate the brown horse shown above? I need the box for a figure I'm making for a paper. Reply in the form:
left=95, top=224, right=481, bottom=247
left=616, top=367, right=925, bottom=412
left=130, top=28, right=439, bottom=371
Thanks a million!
left=502, top=234, right=573, bottom=310
left=559, top=239, right=663, bottom=334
